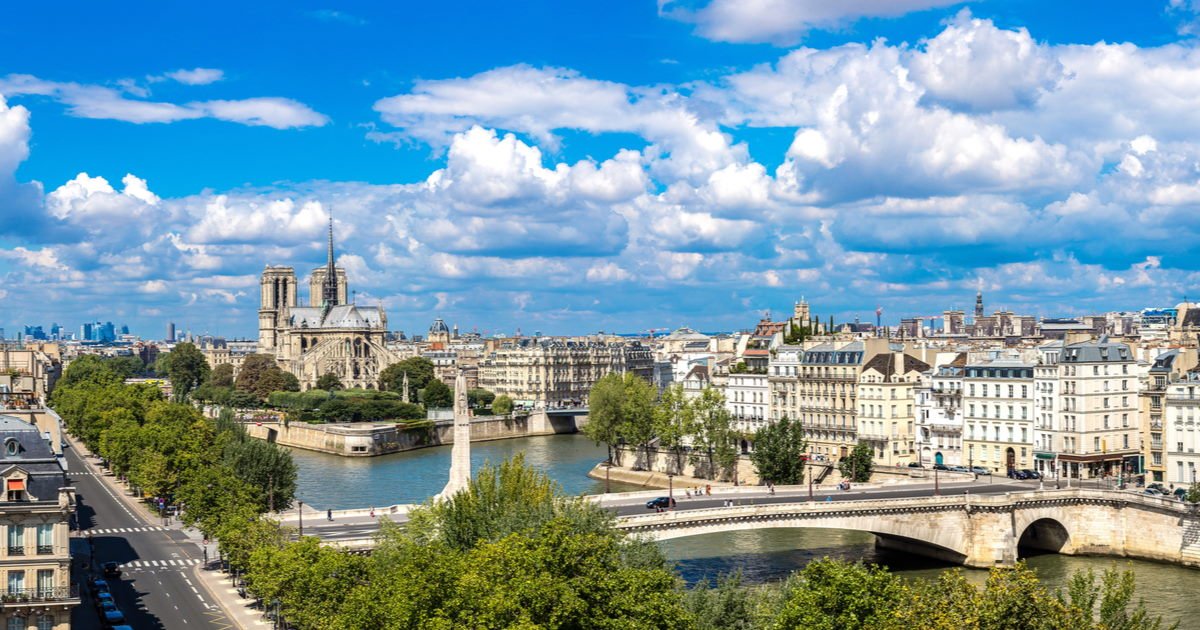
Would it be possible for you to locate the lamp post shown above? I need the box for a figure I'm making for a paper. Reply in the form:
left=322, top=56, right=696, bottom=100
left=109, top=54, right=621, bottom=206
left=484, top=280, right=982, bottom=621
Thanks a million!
left=668, top=474, right=674, bottom=510
left=934, top=465, right=940, bottom=496
left=605, top=460, right=611, bottom=494
left=298, top=500, right=303, bottom=538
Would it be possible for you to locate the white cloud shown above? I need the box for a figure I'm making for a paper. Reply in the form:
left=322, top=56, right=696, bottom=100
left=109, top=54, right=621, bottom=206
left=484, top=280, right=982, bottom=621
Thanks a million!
left=162, top=68, right=224, bottom=85
left=0, top=74, right=327, bottom=128
left=910, top=11, right=1064, bottom=111
left=660, top=0, right=963, bottom=45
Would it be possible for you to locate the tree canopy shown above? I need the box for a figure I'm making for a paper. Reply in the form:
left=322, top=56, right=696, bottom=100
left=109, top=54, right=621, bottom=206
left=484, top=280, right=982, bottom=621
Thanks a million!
left=315, top=372, right=344, bottom=391
left=492, top=395, right=514, bottom=415
left=839, top=442, right=874, bottom=483
left=422, top=379, right=454, bottom=409
left=161, top=342, right=210, bottom=402
left=749, top=415, right=807, bottom=485
left=235, top=354, right=300, bottom=400
left=379, top=357, right=435, bottom=403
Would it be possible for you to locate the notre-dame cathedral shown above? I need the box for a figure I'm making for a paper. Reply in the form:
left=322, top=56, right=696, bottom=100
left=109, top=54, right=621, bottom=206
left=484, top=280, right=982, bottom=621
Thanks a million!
left=257, top=220, right=397, bottom=390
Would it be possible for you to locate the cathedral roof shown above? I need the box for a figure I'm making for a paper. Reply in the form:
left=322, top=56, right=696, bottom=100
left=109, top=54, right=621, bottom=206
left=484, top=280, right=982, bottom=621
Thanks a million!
left=290, top=305, right=384, bottom=329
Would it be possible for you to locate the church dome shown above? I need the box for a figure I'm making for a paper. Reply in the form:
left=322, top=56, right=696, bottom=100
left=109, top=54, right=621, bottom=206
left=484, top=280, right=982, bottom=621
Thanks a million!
left=429, top=318, right=450, bottom=335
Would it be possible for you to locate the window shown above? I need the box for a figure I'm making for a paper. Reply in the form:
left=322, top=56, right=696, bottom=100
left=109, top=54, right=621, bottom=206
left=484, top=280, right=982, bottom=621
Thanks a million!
left=7, top=526, right=23, bottom=556
left=36, top=568, right=52, bottom=598
left=1123, top=434, right=1130, bottom=449
left=37, top=616, right=53, bottom=630
left=35, top=524, right=52, bottom=555
left=1122, top=413, right=1129, bottom=428
left=1104, top=415, right=1110, bottom=429
left=7, top=617, right=23, bottom=630
left=7, top=569, right=24, bottom=595
left=1094, top=437, right=1101, bottom=452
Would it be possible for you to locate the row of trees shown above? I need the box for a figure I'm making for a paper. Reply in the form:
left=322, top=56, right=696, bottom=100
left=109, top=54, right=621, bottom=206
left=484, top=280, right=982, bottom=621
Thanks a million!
left=51, top=356, right=297, bottom=539
left=585, top=374, right=741, bottom=481
left=233, top=454, right=1175, bottom=630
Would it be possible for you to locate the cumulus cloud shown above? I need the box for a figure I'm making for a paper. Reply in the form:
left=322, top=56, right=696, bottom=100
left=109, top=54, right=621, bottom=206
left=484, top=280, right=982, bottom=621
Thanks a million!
left=0, top=74, right=327, bottom=128
left=160, top=68, right=224, bottom=85
left=659, top=0, right=963, bottom=45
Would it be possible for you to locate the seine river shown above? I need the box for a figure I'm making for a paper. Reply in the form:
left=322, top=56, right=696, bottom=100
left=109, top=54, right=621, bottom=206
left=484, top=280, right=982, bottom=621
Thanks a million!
left=291, top=434, right=1199, bottom=627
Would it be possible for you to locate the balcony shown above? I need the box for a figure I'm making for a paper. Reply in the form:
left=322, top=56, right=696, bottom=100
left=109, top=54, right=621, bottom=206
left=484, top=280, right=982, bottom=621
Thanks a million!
left=36, top=545, right=52, bottom=555
left=7, top=547, right=23, bottom=556
left=0, top=585, right=79, bottom=605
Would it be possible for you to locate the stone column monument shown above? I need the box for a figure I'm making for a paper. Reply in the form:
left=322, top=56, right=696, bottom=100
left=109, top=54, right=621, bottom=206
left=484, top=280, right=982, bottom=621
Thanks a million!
left=438, top=369, right=471, bottom=499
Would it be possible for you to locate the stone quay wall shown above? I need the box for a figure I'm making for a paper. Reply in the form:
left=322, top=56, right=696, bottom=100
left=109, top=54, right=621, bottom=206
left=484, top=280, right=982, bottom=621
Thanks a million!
left=244, top=410, right=587, bottom=457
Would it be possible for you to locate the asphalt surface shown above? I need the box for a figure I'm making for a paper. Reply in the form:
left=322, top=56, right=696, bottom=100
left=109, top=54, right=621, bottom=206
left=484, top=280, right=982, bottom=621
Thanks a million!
left=302, top=477, right=1043, bottom=542
left=65, top=444, right=234, bottom=630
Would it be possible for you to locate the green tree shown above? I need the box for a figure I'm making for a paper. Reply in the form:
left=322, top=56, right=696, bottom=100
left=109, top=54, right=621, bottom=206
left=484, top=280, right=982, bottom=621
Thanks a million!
left=839, top=442, right=874, bottom=483
left=422, top=379, right=453, bottom=409
left=468, top=387, right=495, bottom=408
left=619, top=373, right=657, bottom=470
left=223, top=437, right=297, bottom=512
left=1186, top=483, right=1200, bottom=503
left=768, top=559, right=904, bottom=630
left=750, top=415, right=808, bottom=485
left=315, top=372, right=344, bottom=391
left=492, top=395, right=513, bottom=415
left=685, top=572, right=759, bottom=630
left=210, top=363, right=235, bottom=388
left=654, top=384, right=694, bottom=475
left=689, top=387, right=738, bottom=480
left=235, top=354, right=298, bottom=399
left=54, top=354, right=122, bottom=391
left=162, top=342, right=210, bottom=402
left=379, top=357, right=435, bottom=402
left=583, top=372, right=654, bottom=467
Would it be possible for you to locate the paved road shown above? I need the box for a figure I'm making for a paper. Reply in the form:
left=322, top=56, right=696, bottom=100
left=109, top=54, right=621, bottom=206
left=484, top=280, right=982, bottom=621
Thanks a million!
left=65, top=444, right=234, bottom=630
left=301, top=477, right=1043, bottom=542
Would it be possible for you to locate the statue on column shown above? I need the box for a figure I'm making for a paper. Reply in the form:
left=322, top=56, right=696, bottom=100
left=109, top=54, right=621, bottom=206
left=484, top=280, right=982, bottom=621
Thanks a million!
left=438, top=369, right=471, bottom=499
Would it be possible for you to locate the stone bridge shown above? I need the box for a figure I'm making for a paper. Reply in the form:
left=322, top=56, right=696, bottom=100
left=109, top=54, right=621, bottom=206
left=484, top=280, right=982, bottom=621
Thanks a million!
left=615, top=488, right=1200, bottom=568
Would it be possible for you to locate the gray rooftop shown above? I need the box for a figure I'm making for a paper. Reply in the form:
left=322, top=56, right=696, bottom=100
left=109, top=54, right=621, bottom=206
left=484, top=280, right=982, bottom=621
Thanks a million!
left=1061, top=336, right=1132, bottom=363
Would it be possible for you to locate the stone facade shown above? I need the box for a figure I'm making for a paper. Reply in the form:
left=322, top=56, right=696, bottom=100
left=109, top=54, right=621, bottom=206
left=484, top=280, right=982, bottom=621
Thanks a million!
left=963, top=355, right=1035, bottom=474
left=477, top=339, right=653, bottom=406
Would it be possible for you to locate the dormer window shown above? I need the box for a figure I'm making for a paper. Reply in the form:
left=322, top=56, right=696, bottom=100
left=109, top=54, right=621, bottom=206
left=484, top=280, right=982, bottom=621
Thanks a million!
left=6, top=478, right=25, bottom=502
left=4, top=439, right=18, bottom=457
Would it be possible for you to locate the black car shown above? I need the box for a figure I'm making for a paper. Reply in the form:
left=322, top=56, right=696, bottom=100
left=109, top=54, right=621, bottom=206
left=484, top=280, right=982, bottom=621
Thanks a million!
left=932, top=463, right=949, bottom=471
left=102, top=561, right=122, bottom=578
left=89, top=577, right=109, bottom=593
left=907, top=462, right=924, bottom=468
left=645, top=497, right=676, bottom=509
left=1019, top=469, right=1041, bottom=480
left=1008, top=469, right=1029, bottom=480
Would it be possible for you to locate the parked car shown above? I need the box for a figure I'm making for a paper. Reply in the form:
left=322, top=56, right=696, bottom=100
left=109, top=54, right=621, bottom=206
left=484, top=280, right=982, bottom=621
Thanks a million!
left=1007, top=469, right=1028, bottom=480
left=907, top=462, right=924, bottom=468
left=1174, top=487, right=1189, bottom=501
left=110, top=626, right=134, bottom=630
left=98, top=601, right=119, bottom=615
left=1020, top=469, right=1041, bottom=480
left=102, top=561, right=121, bottom=578
left=94, top=591, right=115, bottom=609
left=88, top=576, right=108, bottom=592
left=646, top=497, right=676, bottom=509
left=948, top=465, right=969, bottom=473
left=971, top=466, right=990, bottom=476
left=1148, top=482, right=1168, bottom=494
left=103, top=608, right=126, bottom=627
left=1145, top=487, right=1164, bottom=496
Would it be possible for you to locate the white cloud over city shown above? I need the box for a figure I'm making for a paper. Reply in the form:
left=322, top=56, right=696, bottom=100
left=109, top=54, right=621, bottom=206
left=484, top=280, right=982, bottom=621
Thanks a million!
left=3, top=12, right=1200, bottom=334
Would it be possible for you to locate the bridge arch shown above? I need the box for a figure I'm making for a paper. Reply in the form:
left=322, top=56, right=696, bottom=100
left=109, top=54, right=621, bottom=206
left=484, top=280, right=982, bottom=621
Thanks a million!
left=1017, top=518, right=1071, bottom=556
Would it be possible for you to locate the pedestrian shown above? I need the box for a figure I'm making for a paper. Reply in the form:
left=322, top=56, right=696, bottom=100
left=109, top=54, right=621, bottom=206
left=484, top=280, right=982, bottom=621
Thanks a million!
left=327, top=508, right=333, bottom=522
left=705, top=484, right=711, bottom=496
left=685, top=489, right=691, bottom=499
left=370, top=507, right=376, bottom=518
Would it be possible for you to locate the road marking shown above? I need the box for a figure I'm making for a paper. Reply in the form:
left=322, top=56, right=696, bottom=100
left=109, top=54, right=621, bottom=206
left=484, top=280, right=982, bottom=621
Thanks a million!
left=83, top=526, right=167, bottom=535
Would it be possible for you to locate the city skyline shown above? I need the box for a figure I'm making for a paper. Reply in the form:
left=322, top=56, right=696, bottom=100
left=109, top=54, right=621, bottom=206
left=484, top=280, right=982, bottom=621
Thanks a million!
left=5, top=1, right=1200, bottom=336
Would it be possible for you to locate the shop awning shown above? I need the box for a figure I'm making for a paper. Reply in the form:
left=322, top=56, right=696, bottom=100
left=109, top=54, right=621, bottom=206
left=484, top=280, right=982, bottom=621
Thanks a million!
left=1034, top=453, right=1056, bottom=460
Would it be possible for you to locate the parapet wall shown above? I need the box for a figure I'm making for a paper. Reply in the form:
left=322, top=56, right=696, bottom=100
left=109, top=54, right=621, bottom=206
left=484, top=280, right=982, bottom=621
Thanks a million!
left=244, top=410, right=587, bottom=456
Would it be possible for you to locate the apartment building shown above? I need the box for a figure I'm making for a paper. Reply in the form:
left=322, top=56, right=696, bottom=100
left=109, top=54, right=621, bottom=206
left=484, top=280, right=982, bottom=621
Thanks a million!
left=477, top=339, right=653, bottom=406
left=726, top=372, right=768, bottom=433
left=915, top=354, right=965, bottom=467
left=1141, top=349, right=1195, bottom=483
left=767, top=346, right=802, bottom=424
left=1165, top=369, right=1200, bottom=487
left=1057, top=337, right=1139, bottom=480
left=963, top=356, right=1035, bottom=474
left=857, top=352, right=929, bottom=467
left=0, top=415, right=77, bottom=630
left=1033, top=341, right=1062, bottom=478
left=791, top=339, right=890, bottom=461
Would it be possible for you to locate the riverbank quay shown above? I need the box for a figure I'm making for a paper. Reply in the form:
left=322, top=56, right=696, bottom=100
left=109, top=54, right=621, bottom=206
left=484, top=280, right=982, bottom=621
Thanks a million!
left=590, top=447, right=976, bottom=490
left=241, top=408, right=587, bottom=456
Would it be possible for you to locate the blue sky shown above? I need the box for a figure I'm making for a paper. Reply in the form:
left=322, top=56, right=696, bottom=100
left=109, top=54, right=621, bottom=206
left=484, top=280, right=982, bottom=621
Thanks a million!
left=3, top=1, right=1200, bottom=338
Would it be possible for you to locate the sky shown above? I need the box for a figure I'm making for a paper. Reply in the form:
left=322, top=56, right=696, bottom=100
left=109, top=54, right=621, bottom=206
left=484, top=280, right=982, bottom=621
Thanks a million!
left=3, top=0, right=1200, bottom=339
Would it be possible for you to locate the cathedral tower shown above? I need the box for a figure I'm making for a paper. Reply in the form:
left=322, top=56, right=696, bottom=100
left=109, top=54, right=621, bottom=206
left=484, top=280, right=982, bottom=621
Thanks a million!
left=259, top=266, right=297, bottom=351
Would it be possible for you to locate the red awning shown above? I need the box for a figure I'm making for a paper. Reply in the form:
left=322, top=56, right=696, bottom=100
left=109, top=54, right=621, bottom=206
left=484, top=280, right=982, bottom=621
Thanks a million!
left=6, top=479, right=24, bottom=492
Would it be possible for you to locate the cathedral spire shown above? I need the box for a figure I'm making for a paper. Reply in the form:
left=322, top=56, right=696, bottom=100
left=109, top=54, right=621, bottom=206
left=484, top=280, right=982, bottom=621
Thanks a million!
left=322, top=213, right=340, bottom=308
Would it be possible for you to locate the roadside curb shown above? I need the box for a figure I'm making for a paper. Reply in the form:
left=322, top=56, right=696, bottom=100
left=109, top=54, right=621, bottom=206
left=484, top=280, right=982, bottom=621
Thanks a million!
left=192, top=564, right=258, bottom=630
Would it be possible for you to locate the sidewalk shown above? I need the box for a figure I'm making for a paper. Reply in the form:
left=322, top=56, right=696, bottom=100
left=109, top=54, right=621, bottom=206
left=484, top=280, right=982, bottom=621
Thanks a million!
left=192, top=561, right=271, bottom=629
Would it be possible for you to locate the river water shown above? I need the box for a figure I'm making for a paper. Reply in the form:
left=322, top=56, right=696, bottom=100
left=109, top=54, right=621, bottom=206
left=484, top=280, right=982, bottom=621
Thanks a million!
left=291, top=434, right=1199, bottom=628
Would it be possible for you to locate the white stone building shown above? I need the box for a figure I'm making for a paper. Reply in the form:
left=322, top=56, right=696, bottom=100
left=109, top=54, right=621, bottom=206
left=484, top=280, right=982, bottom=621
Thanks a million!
left=1033, top=341, right=1062, bottom=478
left=915, top=355, right=965, bottom=467
left=857, top=352, right=929, bottom=467
left=963, top=356, right=1036, bottom=474
left=1057, top=337, right=1139, bottom=480
left=1165, top=370, right=1200, bottom=487
left=726, top=372, right=768, bottom=434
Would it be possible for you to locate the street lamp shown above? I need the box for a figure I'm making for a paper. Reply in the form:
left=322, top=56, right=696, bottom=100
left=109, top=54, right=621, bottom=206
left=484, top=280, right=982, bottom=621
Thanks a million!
left=605, top=460, right=611, bottom=494
left=298, top=500, right=303, bottom=538
left=934, top=465, right=940, bottom=496
left=667, top=474, right=674, bottom=510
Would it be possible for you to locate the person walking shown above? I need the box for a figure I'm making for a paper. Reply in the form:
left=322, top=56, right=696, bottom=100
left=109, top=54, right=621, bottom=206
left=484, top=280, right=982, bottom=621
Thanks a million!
left=327, top=509, right=333, bottom=522
left=370, top=507, right=376, bottom=518
left=705, top=484, right=711, bottom=496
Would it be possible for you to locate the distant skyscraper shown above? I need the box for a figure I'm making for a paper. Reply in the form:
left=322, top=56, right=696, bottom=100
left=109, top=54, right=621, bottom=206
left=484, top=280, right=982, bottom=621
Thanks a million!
left=119, top=324, right=129, bottom=335
left=167, top=322, right=176, bottom=342
left=81, top=323, right=93, bottom=342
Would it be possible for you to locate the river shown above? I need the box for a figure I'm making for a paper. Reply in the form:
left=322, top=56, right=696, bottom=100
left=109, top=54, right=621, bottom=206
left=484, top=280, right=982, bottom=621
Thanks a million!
left=290, top=434, right=1199, bottom=628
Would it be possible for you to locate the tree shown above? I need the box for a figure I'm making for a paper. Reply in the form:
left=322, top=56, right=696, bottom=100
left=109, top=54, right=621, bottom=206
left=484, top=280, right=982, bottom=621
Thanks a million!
left=492, top=395, right=513, bottom=415
left=653, top=384, right=694, bottom=475
left=223, top=436, right=297, bottom=513
left=422, top=379, right=454, bottom=409
left=162, top=342, right=210, bottom=402
left=235, top=354, right=298, bottom=400
left=689, top=387, right=738, bottom=480
left=618, top=374, right=657, bottom=470
left=750, top=415, right=808, bottom=485
left=468, top=388, right=495, bottom=408
left=379, top=357, right=435, bottom=403
left=210, top=363, right=235, bottom=388
left=1187, top=482, right=1200, bottom=503
left=583, top=373, right=628, bottom=466
left=839, top=442, right=874, bottom=483
left=315, top=372, right=344, bottom=391
left=768, top=559, right=905, bottom=630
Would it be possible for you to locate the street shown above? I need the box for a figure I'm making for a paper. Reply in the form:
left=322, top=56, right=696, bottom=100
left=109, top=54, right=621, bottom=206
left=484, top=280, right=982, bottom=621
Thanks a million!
left=65, top=442, right=234, bottom=629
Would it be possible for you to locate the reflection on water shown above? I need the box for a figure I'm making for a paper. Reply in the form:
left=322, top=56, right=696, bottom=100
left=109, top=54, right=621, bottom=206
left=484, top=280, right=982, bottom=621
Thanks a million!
left=660, top=529, right=1200, bottom=628
left=290, top=433, right=641, bottom=509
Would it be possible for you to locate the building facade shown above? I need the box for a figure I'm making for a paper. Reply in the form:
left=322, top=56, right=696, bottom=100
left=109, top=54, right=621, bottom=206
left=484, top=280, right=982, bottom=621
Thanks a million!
left=726, top=372, right=768, bottom=434
left=257, top=222, right=398, bottom=390
left=963, top=357, right=1035, bottom=474
left=1165, top=370, right=1200, bottom=487
left=0, top=416, right=77, bottom=630
left=857, top=352, right=929, bottom=467
left=914, top=356, right=965, bottom=467
left=1057, top=337, right=1139, bottom=480
left=477, top=339, right=654, bottom=407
